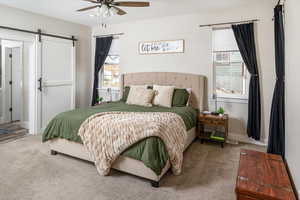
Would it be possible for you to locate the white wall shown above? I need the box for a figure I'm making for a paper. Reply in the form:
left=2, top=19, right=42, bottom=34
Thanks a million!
left=0, top=89, right=2, bottom=120
left=0, top=41, right=2, bottom=120
left=92, top=1, right=276, bottom=143
left=0, top=4, right=92, bottom=108
left=285, top=0, right=300, bottom=193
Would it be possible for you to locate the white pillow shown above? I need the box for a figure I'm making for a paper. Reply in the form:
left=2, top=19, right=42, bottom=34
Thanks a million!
left=153, top=85, right=175, bottom=108
left=126, top=87, right=155, bottom=107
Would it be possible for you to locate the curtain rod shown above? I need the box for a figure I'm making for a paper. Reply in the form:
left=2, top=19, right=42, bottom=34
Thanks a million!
left=93, top=33, right=124, bottom=38
left=199, top=19, right=259, bottom=28
left=0, top=25, right=77, bottom=42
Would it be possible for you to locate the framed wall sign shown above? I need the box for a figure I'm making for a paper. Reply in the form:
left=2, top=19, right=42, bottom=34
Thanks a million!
left=139, top=39, right=185, bottom=55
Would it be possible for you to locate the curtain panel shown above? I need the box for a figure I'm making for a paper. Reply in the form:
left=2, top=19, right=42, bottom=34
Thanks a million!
left=91, top=37, right=113, bottom=106
left=232, top=23, right=261, bottom=140
left=267, top=5, right=285, bottom=157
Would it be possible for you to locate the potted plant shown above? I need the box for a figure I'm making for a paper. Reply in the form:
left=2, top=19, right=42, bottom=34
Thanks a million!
left=217, top=107, right=225, bottom=116
left=96, top=97, right=104, bottom=105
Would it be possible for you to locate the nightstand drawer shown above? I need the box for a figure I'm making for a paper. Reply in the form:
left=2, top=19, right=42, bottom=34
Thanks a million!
left=198, top=114, right=229, bottom=148
left=199, top=118, right=226, bottom=126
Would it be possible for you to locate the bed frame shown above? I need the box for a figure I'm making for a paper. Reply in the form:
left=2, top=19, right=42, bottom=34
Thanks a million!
left=47, top=72, right=206, bottom=187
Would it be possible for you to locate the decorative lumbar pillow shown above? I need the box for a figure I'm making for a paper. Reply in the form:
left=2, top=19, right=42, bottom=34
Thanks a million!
left=121, top=85, right=147, bottom=102
left=172, top=88, right=190, bottom=107
left=153, top=85, right=175, bottom=108
left=126, top=87, right=155, bottom=107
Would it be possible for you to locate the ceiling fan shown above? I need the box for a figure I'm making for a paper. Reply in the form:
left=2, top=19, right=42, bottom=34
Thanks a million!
left=77, top=0, right=150, bottom=16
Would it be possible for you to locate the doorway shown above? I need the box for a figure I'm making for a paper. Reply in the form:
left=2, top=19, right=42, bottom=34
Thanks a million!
left=0, top=40, right=27, bottom=141
left=0, top=29, right=76, bottom=138
left=2, top=40, right=23, bottom=123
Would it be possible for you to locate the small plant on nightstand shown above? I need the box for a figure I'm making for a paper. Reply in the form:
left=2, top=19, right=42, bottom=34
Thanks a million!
left=217, top=107, right=225, bottom=115
left=97, top=97, right=104, bottom=105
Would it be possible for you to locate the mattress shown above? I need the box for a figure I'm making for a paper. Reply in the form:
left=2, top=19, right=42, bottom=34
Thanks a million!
left=42, top=101, right=198, bottom=175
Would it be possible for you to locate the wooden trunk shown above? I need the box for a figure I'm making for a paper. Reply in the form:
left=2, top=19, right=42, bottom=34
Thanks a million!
left=235, top=149, right=296, bottom=200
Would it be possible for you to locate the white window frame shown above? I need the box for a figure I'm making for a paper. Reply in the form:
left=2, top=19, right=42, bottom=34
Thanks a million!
left=99, top=54, right=120, bottom=91
left=212, top=28, right=249, bottom=101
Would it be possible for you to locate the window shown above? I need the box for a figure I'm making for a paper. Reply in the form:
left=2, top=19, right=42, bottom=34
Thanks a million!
left=101, top=55, right=120, bottom=89
left=213, top=28, right=249, bottom=99
left=98, top=39, right=121, bottom=101
left=99, top=39, right=120, bottom=90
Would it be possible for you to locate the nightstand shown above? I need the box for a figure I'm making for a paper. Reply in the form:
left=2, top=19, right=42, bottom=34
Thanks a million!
left=198, top=114, right=229, bottom=148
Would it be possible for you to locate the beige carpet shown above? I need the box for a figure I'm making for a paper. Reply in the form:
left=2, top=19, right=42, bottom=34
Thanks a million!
left=0, top=135, right=265, bottom=200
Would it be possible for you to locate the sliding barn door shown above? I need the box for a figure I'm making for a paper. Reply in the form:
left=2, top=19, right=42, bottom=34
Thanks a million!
left=39, top=37, right=75, bottom=129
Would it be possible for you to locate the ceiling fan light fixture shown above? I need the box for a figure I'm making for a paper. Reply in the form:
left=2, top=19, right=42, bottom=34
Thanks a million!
left=108, top=7, right=119, bottom=16
left=99, top=4, right=109, bottom=15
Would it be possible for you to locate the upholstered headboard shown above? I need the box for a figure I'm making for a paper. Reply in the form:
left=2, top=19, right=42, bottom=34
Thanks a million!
left=121, top=72, right=207, bottom=111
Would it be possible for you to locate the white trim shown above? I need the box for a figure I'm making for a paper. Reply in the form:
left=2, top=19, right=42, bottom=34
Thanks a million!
left=210, top=97, right=248, bottom=104
left=1, top=47, right=4, bottom=121
left=43, top=80, right=73, bottom=87
left=228, top=132, right=268, bottom=146
left=34, top=36, right=41, bottom=134
left=71, top=45, right=76, bottom=109
left=217, top=97, right=248, bottom=104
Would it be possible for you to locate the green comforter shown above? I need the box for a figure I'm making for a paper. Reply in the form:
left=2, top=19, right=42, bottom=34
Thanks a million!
left=43, top=101, right=197, bottom=175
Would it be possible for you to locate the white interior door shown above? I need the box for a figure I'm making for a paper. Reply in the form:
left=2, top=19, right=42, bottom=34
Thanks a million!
left=4, top=48, right=12, bottom=122
left=40, top=37, right=75, bottom=129
left=11, top=47, right=22, bottom=122
left=2, top=41, right=24, bottom=124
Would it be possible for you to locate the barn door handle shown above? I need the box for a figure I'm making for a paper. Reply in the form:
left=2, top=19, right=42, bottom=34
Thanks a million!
left=38, top=77, right=42, bottom=92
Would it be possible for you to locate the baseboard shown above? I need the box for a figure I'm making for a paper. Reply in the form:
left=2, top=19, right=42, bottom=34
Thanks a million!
left=284, top=160, right=299, bottom=200
left=228, top=132, right=268, bottom=146
left=18, top=121, right=29, bottom=129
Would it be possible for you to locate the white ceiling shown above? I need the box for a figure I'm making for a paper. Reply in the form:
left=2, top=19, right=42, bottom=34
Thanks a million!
left=0, top=0, right=268, bottom=27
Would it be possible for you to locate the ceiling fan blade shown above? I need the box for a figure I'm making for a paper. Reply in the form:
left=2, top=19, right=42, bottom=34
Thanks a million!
left=112, top=1, right=150, bottom=7
left=82, top=0, right=99, bottom=3
left=111, top=6, right=127, bottom=15
left=77, top=5, right=99, bottom=12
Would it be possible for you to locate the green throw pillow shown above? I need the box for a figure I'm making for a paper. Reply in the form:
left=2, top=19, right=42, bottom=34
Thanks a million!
left=172, top=88, right=190, bottom=107
left=121, top=86, right=130, bottom=102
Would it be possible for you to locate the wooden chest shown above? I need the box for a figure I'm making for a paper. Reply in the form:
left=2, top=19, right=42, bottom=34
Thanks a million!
left=235, top=149, right=296, bottom=200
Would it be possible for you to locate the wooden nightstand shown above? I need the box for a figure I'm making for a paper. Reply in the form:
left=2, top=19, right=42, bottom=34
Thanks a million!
left=198, top=113, right=229, bottom=148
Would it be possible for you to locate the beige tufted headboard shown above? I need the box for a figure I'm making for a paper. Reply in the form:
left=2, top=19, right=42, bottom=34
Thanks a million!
left=121, top=72, right=207, bottom=111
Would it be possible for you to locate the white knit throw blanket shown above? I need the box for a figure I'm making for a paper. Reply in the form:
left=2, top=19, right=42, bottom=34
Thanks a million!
left=78, top=112, right=187, bottom=176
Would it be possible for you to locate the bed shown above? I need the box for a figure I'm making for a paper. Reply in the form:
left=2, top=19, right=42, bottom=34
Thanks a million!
left=43, top=72, right=206, bottom=187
